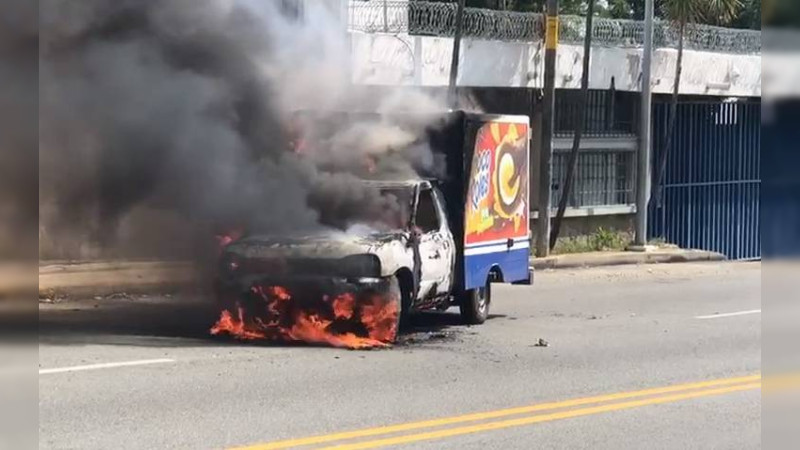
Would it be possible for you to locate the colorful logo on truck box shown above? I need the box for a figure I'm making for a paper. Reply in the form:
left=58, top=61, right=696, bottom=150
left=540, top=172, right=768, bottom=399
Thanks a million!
left=465, top=121, right=529, bottom=245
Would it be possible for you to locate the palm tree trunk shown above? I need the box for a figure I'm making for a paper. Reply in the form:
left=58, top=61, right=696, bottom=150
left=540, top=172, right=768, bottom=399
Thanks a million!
left=549, top=0, right=595, bottom=251
left=652, top=18, right=685, bottom=207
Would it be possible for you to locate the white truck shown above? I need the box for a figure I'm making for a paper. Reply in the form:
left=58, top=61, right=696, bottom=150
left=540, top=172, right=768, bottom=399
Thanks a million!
left=215, top=112, right=533, bottom=343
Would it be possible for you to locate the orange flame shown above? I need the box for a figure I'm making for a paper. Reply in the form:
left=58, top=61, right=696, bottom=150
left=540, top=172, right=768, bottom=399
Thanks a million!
left=361, top=296, right=399, bottom=343
left=210, top=286, right=398, bottom=349
left=332, top=293, right=355, bottom=320
left=216, top=229, right=244, bottom=252
left=210, top=308, right=266, bottom=340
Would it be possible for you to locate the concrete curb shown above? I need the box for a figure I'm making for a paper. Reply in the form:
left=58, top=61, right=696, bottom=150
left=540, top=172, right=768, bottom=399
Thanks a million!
left=38, top=261, right=198, bottom=299
left=530, top=249, right=726, bottom=270
left=0, top=264, right=37, bottom=298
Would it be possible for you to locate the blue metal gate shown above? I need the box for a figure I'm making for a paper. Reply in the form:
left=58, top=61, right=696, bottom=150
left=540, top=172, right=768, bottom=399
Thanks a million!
left=649, top=100, right=761, bottom=260
left=762, top=101, right=800, bottom=258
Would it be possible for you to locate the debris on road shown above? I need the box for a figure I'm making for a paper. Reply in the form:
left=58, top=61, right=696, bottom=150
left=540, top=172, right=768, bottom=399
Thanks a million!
left=533, top=338, right=550, bottom=347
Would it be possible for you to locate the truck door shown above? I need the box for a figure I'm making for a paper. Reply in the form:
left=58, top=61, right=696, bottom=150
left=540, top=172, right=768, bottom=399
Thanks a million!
left=414, top=187, right=456, bottom=299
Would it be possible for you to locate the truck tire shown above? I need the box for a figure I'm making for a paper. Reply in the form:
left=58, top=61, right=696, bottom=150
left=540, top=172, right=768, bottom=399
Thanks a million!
left=395, top=271, right=414, bottom=330
left=459, top=281, right=491, bottom=325
left=386, top=275, right=403, bottom=343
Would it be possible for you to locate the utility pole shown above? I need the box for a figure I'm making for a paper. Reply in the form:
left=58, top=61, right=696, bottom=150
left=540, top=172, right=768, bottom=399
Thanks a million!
left=536, top=0, right=558, bottom=257
left=382, top=0, right=389, bottom=32
left=634, top=0, right=654, bottom=247
left=448, top=0, right=466, bottom=109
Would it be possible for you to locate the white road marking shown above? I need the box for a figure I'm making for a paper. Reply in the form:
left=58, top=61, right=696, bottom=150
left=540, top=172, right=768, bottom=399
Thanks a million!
left=695, top=309, right=761, bottom=320
left=39, top=358, right=175, bottom=375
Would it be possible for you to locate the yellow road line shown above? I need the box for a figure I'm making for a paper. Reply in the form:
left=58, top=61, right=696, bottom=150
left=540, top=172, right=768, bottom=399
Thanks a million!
left=232, top=374, right=760, bottom=450
left=323, top=382, right=762, bottom=450
left=763, top=373, right=800, bottom=393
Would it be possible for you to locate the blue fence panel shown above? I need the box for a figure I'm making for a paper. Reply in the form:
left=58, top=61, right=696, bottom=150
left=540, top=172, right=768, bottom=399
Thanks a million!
left=649, top=101, right=761, bottom=260
left=762, top=101, right=800, bottom=258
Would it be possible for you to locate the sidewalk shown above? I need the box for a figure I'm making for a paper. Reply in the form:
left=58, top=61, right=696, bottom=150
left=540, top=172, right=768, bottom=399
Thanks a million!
left=29, top=248, right=726, bottom=299
left=38, top=261, right=198, bottom=299
left=530, top=248, right=726, bottom=270
left=0, top=263, right=37, bottom=298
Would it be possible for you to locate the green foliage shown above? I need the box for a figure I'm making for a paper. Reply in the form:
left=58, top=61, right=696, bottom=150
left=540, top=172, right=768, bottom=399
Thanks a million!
left=551, top=228, right=632, bottom=254
left=764, top=0, right=800, bottom=27
left=733, top=0, right=761, bottom=29
left=590, top=227, right=629, bottom=251
left=661, top=0, right=743, bottom=26
left=660, top=0, right=702, bottom=24
left=602, top=0, right=635, bottom=19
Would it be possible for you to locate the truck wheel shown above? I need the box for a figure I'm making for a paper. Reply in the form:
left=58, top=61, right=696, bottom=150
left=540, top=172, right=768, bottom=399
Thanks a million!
left=386, top=275, right=403, bottom=343
left=459, top=281, right=491, bottom=325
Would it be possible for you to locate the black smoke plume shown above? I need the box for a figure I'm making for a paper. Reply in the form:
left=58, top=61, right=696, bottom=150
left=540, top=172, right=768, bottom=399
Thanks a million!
left=0, top=0, right=38, bottom=261
left=39, top=0, right=446, bottom=261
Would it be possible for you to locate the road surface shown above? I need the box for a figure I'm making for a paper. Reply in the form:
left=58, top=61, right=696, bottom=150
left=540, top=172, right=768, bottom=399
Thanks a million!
left=39, top=262, right=761, bottom=449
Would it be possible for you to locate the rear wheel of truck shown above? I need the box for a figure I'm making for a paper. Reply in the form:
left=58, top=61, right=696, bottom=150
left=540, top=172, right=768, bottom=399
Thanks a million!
left=459, top=281, right=491, bottom=325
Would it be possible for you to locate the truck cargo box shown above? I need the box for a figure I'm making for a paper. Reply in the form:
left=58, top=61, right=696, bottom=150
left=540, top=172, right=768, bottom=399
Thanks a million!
left=430, top=113, right=531, bottom=290
left=288, top=110, right=532, bottom=291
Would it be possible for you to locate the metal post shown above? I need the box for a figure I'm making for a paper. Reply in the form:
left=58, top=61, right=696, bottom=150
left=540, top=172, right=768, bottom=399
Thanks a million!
left=536, top=0, right=558, bottom=257
left=448, top=0, right=466, bottom=109
left=634, top=0, right=654, bottom=246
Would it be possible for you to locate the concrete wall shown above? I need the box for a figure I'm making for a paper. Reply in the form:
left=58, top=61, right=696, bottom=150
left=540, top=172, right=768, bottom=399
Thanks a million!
left=532, top=214, right=634, bottom=240
left=350, top=33, right=761, bottom=97
left=530, top=212, right=635, bottom=253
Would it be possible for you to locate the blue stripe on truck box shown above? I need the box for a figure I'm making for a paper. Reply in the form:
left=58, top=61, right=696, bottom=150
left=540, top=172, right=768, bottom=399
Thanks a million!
left=464, top=243, right=530, bottom=290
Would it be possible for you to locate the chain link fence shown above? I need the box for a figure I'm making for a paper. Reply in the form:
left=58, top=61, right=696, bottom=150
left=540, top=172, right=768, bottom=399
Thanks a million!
left=348, top=1, right=761, bottom=54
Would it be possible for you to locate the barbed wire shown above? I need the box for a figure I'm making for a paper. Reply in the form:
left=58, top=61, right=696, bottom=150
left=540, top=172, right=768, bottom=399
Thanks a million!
left=348, top=1, right=761, bottom=55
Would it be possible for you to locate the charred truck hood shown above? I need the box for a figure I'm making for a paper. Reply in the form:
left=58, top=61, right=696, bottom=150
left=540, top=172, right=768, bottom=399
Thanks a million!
left=220, top=228, right=412, bottom=280
left=213, top=228, right=409, bottom=348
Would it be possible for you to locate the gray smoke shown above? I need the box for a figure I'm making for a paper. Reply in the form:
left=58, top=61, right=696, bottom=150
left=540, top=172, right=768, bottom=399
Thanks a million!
left=39, top=0, right=448, bottom=261
left=0, top=0, right=38, bottom=261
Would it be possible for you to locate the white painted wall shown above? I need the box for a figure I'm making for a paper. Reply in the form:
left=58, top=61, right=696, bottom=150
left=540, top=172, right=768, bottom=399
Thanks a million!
left=350, top=32, right=762, bottom=97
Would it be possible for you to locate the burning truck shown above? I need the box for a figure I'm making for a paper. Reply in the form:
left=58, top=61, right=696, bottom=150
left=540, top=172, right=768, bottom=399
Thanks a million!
left=211, top=111, right=533, bottom=348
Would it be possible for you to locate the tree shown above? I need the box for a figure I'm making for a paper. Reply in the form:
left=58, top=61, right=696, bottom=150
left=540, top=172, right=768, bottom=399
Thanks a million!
left=762, top=0, right=800, bottom=27
left=549, top=0, right=596, bottom=250
left=651, top=0, right=742, bottom=208
left=731, top=0, right=761, bottom=29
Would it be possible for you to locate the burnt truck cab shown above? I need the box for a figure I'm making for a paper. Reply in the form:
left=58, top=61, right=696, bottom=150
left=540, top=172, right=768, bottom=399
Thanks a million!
left=217, top=112, right=533, bottom=328
left=217, top=180, right=458, bottom=320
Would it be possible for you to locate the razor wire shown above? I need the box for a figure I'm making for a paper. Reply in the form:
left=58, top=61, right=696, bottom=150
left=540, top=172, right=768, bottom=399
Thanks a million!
left=348, top=1, right=543, bottom=41
left=348, top=1, right=761, bottom=55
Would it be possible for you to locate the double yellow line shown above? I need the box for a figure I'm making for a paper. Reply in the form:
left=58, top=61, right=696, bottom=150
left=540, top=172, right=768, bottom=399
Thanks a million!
left=233, top=374, right=761, bottom=450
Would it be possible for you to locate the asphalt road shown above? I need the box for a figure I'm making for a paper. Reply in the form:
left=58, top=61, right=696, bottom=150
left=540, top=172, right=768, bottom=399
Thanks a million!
left=39, top=262, right=761, bottom=449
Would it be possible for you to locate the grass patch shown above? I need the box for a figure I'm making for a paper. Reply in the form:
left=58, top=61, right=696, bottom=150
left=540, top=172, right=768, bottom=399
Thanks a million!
left=551, top=228, right=632, bottom=255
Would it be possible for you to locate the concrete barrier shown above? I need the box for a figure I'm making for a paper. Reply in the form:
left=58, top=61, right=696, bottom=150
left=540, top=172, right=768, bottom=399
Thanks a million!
left=531, top=248, right=726, bottom=270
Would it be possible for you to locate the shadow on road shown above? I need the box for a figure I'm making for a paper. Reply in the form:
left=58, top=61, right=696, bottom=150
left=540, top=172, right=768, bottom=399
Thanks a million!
left=38, top=294, right=221, bottom=348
